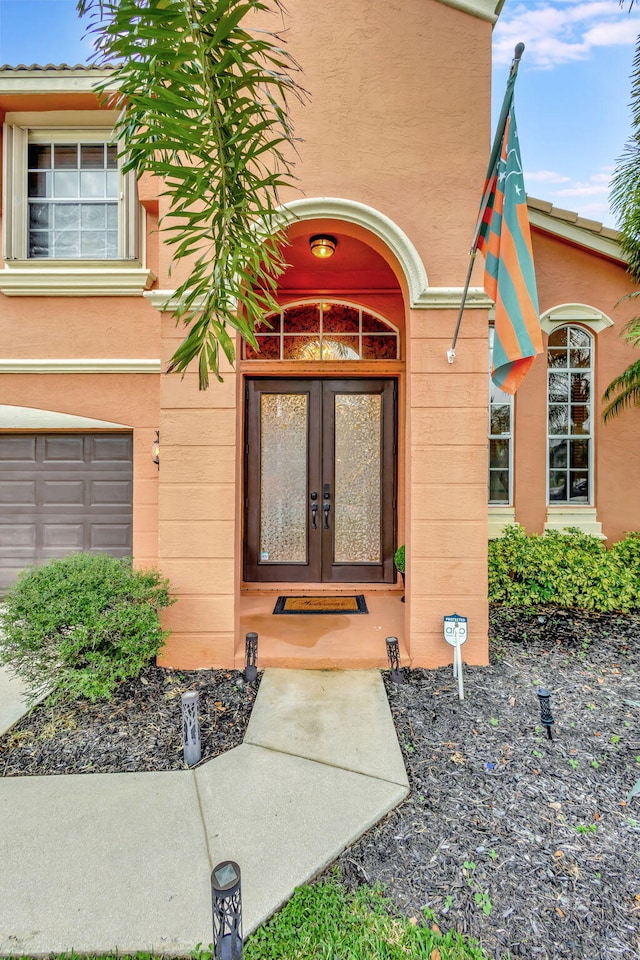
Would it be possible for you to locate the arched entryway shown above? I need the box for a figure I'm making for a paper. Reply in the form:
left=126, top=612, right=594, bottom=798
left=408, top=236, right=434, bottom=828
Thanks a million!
left=240, top=218, right=407, bottom=590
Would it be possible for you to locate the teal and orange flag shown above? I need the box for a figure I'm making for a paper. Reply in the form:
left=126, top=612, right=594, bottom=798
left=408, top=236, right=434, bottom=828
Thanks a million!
left=473, top=46, right=542, bottom=394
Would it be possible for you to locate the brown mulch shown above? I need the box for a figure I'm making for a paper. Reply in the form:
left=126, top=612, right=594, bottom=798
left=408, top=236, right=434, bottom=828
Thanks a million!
left=335, top=607, right=640, bottom=960
left=0, top=668, right=260, bottom=775
left=1, top=608, right=640, bottom=959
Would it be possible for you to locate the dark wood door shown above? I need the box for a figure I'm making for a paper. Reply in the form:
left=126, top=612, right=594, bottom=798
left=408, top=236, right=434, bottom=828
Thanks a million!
left=244, top=378, right=396, bottom=583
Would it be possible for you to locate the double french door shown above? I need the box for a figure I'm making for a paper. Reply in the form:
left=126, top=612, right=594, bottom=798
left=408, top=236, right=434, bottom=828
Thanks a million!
left=244, top=378, right=397, bottom=583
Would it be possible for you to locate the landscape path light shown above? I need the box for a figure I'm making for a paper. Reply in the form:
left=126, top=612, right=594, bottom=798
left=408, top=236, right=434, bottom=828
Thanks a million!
left=537, top=687, right=554, bottom=740
left=244, top=632, right=258, bottom=683
left=211, top=860, right=243, bottom=960
left=181, top=690, right=201, bottom=766
left=386, top=636, right=403, bottom=684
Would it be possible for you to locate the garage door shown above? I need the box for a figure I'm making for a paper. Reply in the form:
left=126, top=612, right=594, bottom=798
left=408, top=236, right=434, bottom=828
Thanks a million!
left=0, top=433, right=133, bottom=592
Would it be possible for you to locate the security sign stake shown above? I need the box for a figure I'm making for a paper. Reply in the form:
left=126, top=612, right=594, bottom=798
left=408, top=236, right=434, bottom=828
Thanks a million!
left=443, top=613, right=468, bottom=701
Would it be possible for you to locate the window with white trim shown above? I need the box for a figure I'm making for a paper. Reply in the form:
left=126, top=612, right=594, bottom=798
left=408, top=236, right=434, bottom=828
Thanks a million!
left=489, top=327, right=513, bottom=504
left=27, top=139, right=118, bottom=258
left=547, top=325, right=593, bottom=504
left=3, top=119, right=140, bottom=261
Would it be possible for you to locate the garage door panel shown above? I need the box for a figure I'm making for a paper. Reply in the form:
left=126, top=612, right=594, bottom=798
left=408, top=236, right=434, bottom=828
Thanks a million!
left=42, top=436, right=86, bottom=463
left=40, top=480, right=86, bottom=506
left=0, top=433, right=133, bottom=592
left=0, top=480, right=37, bottom=505
left=42, top=523, right=85, bottom=549
left=90, top=523, right=131, bottom=550
left=90, top=480, right=133, bottom=506
left=0, top=437, right=37, bottom=462
left=91, top=436, right=132, bottom=462
left=0, top=523, right=37, bottom=549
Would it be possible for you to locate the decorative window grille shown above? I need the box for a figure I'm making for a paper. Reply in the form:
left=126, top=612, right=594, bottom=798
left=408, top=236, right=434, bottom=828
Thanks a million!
left=242, top=301, right=399, bottom=360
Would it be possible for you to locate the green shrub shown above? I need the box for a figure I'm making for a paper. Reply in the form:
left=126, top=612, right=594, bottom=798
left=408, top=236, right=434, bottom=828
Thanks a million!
left=488, top=524, right=640, bottom=612
left=394, top=544, right=405, bottom=573
left=0, top=553, right=174, bottom=704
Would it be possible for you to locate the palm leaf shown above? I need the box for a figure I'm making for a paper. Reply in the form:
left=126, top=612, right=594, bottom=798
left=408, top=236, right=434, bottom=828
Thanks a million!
left=602, top=357, right=640, bottom=421
left=611, top=33, right=640, bottom=279
left=77, top=0, right=305, bottom=388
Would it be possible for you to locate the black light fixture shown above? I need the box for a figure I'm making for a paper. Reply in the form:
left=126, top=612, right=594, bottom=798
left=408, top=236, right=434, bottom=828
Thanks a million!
left=386, top=636, right=403, bottom=684
left=244, top=632, right=258, bottom=683
left=537, top=687, right=554, bottom=740
left=309, top=234, right=337, bottom=259
left=181, top=690, right=201, bottom=766
left=211, top=860, right=243, bottom=960
left=151, top=430, right=160, bottom=468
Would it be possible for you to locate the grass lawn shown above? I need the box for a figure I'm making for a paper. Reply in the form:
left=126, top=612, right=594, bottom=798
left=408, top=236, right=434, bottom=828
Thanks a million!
left=24, top=877, right=495, bottom=960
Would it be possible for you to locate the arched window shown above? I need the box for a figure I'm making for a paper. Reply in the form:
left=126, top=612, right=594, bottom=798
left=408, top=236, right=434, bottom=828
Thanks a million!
left=242, top=301, right=399, bottom=360
left=547, top=325, right=593, bottom=504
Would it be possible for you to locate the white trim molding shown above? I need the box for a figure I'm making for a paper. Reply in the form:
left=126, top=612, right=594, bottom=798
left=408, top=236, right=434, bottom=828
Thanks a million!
left=0, top=359, right=161, bottom=374
left=277, top=197, right=431, bottom=309
left=0, top=405, right=130, bottom=430
left=528, top=207, right=623, bottom=263
left=544, top=507, right=605, bottom=540
left=437, top=0, right=504, bottom=23
left=0, top=262, right=155, bottom=297
left=144, top=289, right=208, bottom=312
left=413, top=287, right=492, bottom=310
left=488, top=506, right=516, bottom=539
left=145, top=286, right=492, bottom=313
left=0, top=69, right=117, bottom=96
left=540, top=303, right=614, bottom=335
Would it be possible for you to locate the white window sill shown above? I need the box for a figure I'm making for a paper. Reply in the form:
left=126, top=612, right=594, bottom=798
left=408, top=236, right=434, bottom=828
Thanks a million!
left=544, top=506, right=605, bottom=539
left=0, top=260, right=156, bottom=297
left=488, top=505, right=516, bottom=539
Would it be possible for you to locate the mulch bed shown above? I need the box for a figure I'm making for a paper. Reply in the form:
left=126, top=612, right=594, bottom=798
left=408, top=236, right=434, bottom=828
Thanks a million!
left=1, top=608, right=640, bottom=959
left=0, top=668, right=259, bottom=775
left=335, top=607, right=640, bottom=960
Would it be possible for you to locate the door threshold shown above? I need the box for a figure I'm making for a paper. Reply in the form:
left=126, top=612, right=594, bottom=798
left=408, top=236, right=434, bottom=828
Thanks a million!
left=241, top=582, right=402, bottom=596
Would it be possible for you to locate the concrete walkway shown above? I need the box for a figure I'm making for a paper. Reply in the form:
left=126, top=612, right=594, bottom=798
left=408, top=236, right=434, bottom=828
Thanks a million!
left=0, top=668, right=408, bottom=956
left=0, top=665, right=32, bottom=736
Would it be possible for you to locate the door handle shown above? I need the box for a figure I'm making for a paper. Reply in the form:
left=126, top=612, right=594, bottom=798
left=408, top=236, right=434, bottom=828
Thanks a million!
left=323, top=484, right=331, bottom=530
left=310, top=491, right=318, bottom=529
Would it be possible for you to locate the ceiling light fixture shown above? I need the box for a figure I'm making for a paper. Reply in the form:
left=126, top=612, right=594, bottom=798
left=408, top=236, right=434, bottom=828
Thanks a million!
left=309, top=234, right=337, bottom=259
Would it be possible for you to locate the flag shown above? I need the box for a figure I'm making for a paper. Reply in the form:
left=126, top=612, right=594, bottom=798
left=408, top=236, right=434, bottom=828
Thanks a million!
left=477, top=107, right=543, bottom=394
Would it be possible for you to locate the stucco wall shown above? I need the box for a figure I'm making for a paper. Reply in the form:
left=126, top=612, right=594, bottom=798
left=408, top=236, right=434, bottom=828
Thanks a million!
left=514, top=229, right=640, bottom=543
left=154, top=0, right=494, bottom=668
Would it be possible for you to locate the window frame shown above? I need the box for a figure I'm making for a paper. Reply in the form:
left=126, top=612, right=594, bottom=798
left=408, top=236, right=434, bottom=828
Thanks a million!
left=488, top=326, right=514, bottom=505
left=4, top=115, right=140, bottom=262
left=26, top=136, right=119, bottom=261
left=1, top=112, right=152, bottom=296
left=546, top=323, right=594, bottom=507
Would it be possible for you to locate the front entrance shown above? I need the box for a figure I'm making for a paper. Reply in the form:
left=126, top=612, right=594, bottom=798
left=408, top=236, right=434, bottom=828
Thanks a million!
left=244, top=378, right=397, bottom=583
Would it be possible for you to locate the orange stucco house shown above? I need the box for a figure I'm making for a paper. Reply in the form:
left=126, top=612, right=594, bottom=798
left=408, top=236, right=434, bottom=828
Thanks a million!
left=0, top=0, right=638, bottom=671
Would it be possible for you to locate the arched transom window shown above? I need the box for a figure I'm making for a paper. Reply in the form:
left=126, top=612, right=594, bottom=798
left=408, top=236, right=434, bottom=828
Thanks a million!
left=242, top=301, right=399, bottom=361
left=547, top=325, right=593, bottom=504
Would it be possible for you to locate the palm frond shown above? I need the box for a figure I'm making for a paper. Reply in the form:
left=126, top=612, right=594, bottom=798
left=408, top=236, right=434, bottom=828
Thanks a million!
left=602, top=357, right=640, bottom=421
left=77, top=0, right=305, bottom=388
left=611, top=33, right=640, bottom=280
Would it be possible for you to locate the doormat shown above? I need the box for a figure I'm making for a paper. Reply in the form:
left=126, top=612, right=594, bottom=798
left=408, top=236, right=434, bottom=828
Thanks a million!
left=273, top=595, right=368, bottom=615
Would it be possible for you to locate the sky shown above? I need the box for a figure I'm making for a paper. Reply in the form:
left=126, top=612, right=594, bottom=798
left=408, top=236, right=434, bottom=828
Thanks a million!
left=0, top=0, right=638, bottom=227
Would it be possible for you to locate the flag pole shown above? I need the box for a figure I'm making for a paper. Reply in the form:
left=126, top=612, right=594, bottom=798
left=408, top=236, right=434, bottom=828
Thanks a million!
left=447, top=42, right=525, bottom=364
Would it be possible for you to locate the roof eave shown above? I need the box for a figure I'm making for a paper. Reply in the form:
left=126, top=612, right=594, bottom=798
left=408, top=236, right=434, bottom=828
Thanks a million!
left=0, top=65, right=117, bottom=95
left=527, top=197, right=625, bottom=265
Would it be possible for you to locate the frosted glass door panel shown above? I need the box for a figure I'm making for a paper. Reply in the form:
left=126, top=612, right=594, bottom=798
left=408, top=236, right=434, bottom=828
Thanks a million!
left=334, top=394, right=382, bottom=563
left=260, top=394, right=308, bottom=562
